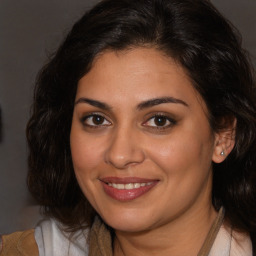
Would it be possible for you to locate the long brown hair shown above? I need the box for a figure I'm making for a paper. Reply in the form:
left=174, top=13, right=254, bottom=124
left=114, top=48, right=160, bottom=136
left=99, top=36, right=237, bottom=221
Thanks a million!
left=27, top=0, right=256, bottom=248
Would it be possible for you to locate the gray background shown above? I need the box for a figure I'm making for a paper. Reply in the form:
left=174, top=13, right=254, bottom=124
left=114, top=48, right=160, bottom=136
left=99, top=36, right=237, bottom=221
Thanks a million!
left=0, top=0, right=255, bottom=234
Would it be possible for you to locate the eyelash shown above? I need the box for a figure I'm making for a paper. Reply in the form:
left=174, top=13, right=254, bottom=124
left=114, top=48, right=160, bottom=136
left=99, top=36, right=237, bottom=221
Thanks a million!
left=80, top=113, right=111, bottom=128
left=143, top=114, right=176, bottom=130
left=80, top=113, right=176, bottom=130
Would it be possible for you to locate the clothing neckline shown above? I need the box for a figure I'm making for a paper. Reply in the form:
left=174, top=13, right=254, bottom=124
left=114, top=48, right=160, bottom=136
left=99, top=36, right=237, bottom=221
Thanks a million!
left=88, top=208, right=225, bottom=256
left=197, top=207, right=225, bottom=256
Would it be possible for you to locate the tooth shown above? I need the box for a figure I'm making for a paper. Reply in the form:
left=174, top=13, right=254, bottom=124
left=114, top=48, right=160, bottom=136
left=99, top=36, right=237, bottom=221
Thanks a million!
left=109, top=182, right=154, bottom=189
left=116, top=184, right=125, bottom=189
left=125, top=183, right=134, bottom=189
left=134, top=183, right=140, bottom=188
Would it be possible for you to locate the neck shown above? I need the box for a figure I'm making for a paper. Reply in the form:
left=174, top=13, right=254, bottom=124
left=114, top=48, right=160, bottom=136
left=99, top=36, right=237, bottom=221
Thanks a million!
left=113, top=204, right=217, bottom=256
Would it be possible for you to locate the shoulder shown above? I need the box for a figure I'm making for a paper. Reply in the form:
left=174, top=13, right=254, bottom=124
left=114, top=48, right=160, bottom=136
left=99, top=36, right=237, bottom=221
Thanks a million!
left=209, top=224, right=253, bottom=256
left=231, top=228, right=253, bottom=256
left=35, top=218, right=90, bottom=256
left=0, top=219, right=90, bottom=256
left=0, top=229, right=39, bottom=256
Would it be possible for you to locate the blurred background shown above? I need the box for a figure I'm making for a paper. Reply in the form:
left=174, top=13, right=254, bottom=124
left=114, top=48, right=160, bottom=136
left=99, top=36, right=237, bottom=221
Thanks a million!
left=0, top=0, right=255, bottom=234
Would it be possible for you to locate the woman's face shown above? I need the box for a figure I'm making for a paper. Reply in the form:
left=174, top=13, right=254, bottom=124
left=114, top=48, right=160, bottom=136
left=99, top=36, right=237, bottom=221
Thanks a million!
left=70, top=48, right=219, bottom=232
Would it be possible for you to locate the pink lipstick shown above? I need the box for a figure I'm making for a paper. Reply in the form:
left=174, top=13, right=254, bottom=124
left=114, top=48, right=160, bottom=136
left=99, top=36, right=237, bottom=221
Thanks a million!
left=100, top=177, right=158, bottom=201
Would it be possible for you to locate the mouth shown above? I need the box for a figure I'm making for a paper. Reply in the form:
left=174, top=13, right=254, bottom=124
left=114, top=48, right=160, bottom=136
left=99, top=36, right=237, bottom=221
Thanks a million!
left=108, top=182, right=153, bottom=190
left=100, top=177, right=158, bottom=201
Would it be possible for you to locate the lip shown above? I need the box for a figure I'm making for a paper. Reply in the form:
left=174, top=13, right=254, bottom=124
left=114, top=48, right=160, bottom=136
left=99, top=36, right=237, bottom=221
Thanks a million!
left=100, top=177, right=159, bottom=201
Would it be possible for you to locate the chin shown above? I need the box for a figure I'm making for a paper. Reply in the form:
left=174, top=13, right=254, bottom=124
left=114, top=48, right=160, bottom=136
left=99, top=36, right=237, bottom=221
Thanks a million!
left=100, top=209, right=157, bottom=233
left=107, top=220, right=150, bottom=233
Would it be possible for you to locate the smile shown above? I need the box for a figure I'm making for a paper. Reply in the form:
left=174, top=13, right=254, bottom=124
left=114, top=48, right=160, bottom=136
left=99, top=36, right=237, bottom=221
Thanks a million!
left=107, top=182, right=153, bottom=190
left=100, top=177, right=158, bottom=201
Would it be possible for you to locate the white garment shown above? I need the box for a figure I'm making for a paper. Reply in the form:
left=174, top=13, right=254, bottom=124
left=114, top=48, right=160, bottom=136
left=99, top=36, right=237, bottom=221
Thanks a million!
left=208, top=226, right=252, bottom=256
left=35, top=218, right=253, bottom=256
left=35, top=219, right=89, bottom=256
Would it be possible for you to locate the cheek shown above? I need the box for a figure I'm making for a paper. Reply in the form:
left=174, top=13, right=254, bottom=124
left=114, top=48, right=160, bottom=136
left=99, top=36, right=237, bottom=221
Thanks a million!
left=147, top=126, right=214, bottom=176
left=70, top=127, right=104, bottom=178
left=70, top=127, right=104, bottom=204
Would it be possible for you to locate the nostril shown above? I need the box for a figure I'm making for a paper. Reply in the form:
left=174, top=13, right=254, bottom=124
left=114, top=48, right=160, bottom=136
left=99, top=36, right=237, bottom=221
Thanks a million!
left=104, top=130, right=146, bottom=169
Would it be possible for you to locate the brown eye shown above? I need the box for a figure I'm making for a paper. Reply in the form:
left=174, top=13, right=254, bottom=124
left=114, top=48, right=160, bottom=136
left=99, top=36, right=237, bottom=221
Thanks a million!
left=143, top=114, right=176, bottom=129
left=154, top=116, right=168, bottom=126
left=92, top=115, right=105, bottom=125
left=82, top=114, right=111, bottom=127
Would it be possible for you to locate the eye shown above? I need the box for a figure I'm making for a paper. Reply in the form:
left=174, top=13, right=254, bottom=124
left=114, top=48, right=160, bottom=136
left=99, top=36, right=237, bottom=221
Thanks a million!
left=81, top=114, right=111, bottom=127
left=143, top=115, right=176, bottom=129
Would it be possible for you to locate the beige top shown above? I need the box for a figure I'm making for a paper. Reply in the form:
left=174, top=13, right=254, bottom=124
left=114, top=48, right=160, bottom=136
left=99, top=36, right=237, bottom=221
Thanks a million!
left=0, top=229, right=38, bottom=256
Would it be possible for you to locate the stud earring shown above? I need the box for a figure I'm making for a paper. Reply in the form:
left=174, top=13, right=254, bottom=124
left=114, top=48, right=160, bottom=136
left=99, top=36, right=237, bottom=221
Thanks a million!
left=220, top=151, right=225, bottom=156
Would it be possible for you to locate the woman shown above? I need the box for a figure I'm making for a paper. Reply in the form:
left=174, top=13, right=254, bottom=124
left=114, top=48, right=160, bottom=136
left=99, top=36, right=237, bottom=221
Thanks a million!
left=1, top=0, right=255, bottom=255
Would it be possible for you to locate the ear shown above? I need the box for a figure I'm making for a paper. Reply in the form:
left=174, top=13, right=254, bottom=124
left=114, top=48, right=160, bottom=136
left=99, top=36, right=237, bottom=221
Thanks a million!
left=212, top=118, right=236, bottom=163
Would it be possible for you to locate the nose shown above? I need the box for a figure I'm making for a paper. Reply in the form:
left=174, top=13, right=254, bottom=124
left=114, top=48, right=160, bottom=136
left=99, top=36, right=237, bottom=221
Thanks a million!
left=104, top=127, right=145, bottom=169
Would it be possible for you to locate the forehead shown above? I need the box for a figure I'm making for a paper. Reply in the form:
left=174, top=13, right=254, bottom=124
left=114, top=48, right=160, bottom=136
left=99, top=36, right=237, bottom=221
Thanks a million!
left=76, top=48, right=207, bottom=112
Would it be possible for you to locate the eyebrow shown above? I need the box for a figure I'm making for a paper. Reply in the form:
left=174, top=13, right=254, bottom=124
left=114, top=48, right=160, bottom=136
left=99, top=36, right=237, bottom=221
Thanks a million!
left=75, top=98, right=112, bottom=111
left=137, top=97, right=188, bottom=110
left=75, top=96, right=188, bottom=111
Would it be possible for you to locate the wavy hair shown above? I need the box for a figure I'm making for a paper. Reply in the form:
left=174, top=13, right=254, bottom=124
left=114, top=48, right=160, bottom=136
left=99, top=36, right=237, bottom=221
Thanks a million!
left=27, top=0, right=256, bottom=246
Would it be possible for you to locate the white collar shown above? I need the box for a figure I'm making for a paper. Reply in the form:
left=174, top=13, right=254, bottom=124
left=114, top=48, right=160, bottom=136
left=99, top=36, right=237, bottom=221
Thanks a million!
left=35, top=218, right=89, bottom=256
left=209, top=225, right=252, bottom=256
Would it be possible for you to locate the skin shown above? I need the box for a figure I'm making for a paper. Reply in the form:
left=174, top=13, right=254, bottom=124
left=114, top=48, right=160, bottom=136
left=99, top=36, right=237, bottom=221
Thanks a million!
left=70, top=48, right=233, bottom=256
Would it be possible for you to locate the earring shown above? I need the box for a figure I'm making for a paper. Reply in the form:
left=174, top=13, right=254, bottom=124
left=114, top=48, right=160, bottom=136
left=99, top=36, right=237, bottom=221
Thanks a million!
left=220, top=151, right=225, bottom=156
